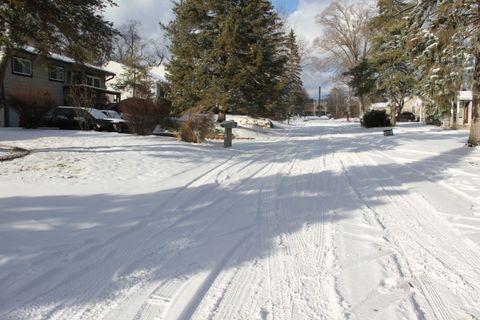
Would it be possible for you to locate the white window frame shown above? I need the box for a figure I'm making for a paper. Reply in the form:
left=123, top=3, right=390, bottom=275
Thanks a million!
left=86, top=75, right=101, bottom=88
left=12, top=56, right=32, bottom=76
left=48, top=65, right=65, bottom=82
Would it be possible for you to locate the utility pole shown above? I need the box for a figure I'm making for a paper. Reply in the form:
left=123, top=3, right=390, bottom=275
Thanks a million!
left=318, top=86, right=322, bottom=112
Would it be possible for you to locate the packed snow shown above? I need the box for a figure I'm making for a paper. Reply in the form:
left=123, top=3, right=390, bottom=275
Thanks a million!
left=1, top=119, right=480, bottom=320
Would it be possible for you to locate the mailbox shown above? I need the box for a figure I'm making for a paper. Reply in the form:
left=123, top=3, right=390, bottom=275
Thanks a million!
left=220, top=120, right=237, bottom=148
left=220, top=121, right=237, bottom=128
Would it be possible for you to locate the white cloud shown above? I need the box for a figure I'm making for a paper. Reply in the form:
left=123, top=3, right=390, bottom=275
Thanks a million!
left=103, top=0, right=174, bottom=39
left=284, top=1, right=331, bottom=98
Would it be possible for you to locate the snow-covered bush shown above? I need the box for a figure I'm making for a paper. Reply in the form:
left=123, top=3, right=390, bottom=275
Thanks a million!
left=120, top=98, right=170, bottom=135
left=361, top=110, right=390, bottom=128
left=238, top=118, right=273, bottom=128
left=179, top=107, right=215, bottom=143
left=8, top=89, right=56, bottom=128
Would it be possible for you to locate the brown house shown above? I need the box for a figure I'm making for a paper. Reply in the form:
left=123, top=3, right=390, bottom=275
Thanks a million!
left=0, top=47, right=120, bottom=127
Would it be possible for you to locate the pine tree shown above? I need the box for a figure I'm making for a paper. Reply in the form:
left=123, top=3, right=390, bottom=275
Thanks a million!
left=370, top=0, right=416, bottom=126
left=406, top=0, right=480, bottom=145
left=163, top=0, right=287, bottom=118
left=343, top=59, right=377, bottom=112
left=283, top=29, right=304, bottom=116
left=162, top=0, right=211, bottom=115
left=0, top=0, right=116, bottom=62
left=235, top=0, right=288, bottom=117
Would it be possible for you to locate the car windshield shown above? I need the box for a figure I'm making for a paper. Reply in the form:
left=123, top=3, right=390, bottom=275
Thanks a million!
left=86, top=108, right=108, bottom=119
left=103, top=110, right=122, bottom=119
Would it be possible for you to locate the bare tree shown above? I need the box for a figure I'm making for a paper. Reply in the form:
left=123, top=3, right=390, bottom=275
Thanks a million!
left=110, top=21, right=168, bottom=99
left=315, top=0, right=374, bottom=114
left=65, top=85, right=97, bottom=131
left=327, top=86, right=348, bottom=118
left=112, top=20, right=166, bottom=67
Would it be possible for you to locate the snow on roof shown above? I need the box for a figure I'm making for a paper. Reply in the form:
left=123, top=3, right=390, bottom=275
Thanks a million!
left=149, top=65, right=166, bottom=82
left=22, top=46, right=115, bottom=75
left=103, top=61, right=167, bottom=82
left=458, top=91, right=472, bottom=101
left=370, top=102, right=390, bottom=110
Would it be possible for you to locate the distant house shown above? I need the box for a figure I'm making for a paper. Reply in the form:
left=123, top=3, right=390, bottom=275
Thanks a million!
left=402, top=96, right=425, bottom=121
left=369, top=102, right=391, bottom=114
left=103, top=61, right=167, bottom=100
left=454, top=91, right=473, bottom=128
left=0, top=47, right=120, bottom=127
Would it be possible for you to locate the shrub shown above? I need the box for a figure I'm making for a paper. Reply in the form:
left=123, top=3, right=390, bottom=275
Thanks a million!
left=179, top=107, right=215, bottom=143
left=119, top=98, right=170, bottom=135
left=8, top=89, right=56, bottom=128
left=361, top=110, right=391, bottom=128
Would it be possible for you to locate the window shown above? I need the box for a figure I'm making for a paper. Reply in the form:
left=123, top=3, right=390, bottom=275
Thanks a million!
left=86, top=75, right=101, bottom=88
left=12, top=56, right=32, bottom=76
left=48, top=66, right=65, bottom=82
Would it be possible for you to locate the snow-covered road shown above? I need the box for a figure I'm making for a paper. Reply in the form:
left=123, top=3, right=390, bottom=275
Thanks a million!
left=1, top=120, right=480, bottom=319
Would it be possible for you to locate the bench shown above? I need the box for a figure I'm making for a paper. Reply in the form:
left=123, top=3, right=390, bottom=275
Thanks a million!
left=383, top=129, right=393, bottom=136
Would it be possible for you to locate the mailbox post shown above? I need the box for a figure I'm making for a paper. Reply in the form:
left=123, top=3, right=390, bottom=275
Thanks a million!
left=220, top=120, right=237, bottom=148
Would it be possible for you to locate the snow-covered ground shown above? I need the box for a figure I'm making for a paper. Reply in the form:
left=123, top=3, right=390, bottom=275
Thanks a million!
left=1, top=119, right=480, bottom=320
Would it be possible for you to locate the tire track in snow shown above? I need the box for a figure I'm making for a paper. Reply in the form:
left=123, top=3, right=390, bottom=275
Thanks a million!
left=171, top=139, right=300, bottom=318
left=60, top=158, right=278, bottom=320
left=0, top=157, right=236, bottom=309
left=340, top=150, right=480, bottom=319
left=0, top=154, right=278, bottom=320
left=95, top=144, right=295, bottom=320
left=191, top=137, right=345, bottom=319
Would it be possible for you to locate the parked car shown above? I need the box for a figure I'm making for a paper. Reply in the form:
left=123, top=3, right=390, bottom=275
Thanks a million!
left=397, top=111, right=416, bottom=122
left=100, top=110, right=129, bottom=133
left=43, top=106, right=115, bottom=131
left=318, top=111, right=333, bottom=119
left=425, top=115, right=442, bottom=126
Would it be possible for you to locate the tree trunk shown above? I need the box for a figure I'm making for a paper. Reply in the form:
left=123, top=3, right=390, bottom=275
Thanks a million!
left=0, top=47, right=11, bottom=127
left=467, top=48, right=480, bottom=146
left=390, top=105, right=397, bottom=127
left=217, top=107, right=226, bottom=122
left=358, top=94, right=367, bottom=116
left=451, top=98, right=457, bottom=130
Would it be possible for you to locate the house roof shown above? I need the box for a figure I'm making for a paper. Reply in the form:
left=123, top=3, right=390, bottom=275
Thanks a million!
left=21, top=46, right=115, bottom=76
left=104, top=61, right=167, bottom=82
left=458, top=91, right=472, bottom=101
left=370, top=102, right=390, bottom=110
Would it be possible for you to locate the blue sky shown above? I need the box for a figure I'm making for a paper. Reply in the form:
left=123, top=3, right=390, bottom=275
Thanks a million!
left=272, top=0, right=300, bottom=14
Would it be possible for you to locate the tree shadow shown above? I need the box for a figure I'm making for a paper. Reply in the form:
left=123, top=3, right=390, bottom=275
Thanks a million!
left=0, top=121, right=477, bottom=319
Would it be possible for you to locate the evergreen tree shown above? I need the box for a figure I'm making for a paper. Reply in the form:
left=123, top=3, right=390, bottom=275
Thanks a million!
left=283, top=29, right=304, bottom=116
left=0, top=0, right=116, bottom=62
left=163, top=0, right=219, bottom=115
left=405, top=0, right=480, bottom=145
left=343, top=59, right=378, bottom=113
left=370, top=0, right=416, bottom=126
left=163, top=0, right=287, bottom=118
left=235, top=0, right=287, bottom=117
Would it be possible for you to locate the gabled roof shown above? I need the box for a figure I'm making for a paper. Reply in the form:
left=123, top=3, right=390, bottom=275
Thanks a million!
left=20, top=46, right=115, bottom=76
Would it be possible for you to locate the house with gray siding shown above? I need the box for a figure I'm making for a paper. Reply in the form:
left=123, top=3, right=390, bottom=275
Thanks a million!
left=0, top=47, right=120, bottom=127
